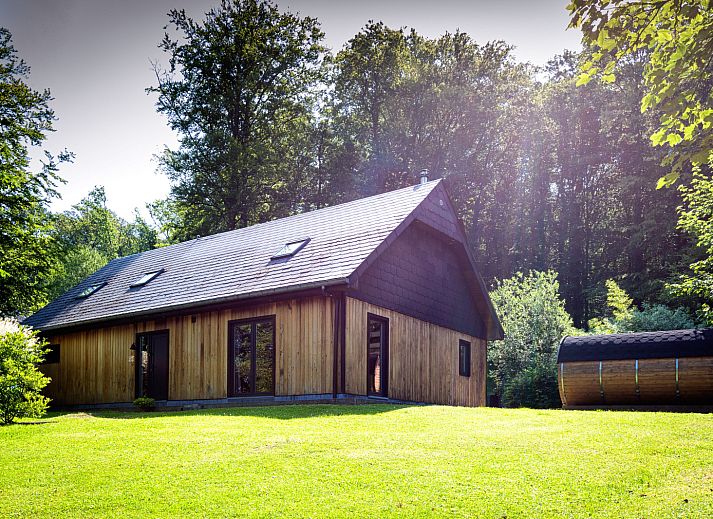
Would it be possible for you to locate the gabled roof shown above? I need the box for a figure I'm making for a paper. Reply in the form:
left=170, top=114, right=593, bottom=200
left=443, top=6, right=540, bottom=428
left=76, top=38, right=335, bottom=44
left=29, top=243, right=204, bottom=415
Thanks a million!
left=557, top=329, right=713, bottom=362
left=25, top=180, right=502, bottom=338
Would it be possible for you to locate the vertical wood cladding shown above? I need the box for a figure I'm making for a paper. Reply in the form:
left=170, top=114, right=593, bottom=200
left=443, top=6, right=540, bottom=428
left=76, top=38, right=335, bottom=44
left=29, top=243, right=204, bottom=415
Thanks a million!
left=350, top=222, right=485, bottom=338
left=44, top=296, right=334, bottom=405
left=345, top=297, right=486, bottom=407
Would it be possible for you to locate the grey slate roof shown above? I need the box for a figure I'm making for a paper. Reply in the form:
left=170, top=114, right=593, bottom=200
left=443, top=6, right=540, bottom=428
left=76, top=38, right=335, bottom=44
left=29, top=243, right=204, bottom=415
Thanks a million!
left=26, top=180, right=452, bottom=331
left=557, top=328, right=713, bottom=362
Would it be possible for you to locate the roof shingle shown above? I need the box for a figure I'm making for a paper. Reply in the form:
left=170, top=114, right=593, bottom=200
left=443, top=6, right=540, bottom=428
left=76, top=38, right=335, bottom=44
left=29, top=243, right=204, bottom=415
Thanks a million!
left=25, top=181, right=442, bottom=331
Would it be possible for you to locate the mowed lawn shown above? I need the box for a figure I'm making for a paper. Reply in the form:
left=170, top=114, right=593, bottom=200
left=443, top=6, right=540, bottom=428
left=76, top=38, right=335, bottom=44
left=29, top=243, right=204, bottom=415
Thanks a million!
left=1, top=405, right=712, bottom=518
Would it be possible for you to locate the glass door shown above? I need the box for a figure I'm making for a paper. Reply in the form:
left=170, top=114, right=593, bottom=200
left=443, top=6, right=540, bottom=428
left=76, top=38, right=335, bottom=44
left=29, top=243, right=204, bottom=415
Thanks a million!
left=135, top=330, right=169, bottom=400
left=367, top=314, right=389, bottom=397
left=228, top=317, right=275, bottom=396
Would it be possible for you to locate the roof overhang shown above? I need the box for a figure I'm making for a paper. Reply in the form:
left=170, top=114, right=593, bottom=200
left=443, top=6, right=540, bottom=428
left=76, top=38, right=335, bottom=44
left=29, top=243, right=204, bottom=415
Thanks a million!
left=34, top=279, right=350, bottom=335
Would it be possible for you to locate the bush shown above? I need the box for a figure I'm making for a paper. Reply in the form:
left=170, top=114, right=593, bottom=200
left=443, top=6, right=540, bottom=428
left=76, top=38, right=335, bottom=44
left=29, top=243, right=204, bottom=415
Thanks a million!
left=589, top=280, right=697, bottom=333
left=0, top=319, right=51, bottom=425
left=501, top=362, right=560, bottom=409
left=133, top=396, right=156, bottom=411
left=628, top=303, right=696, bottom=332
left=489, top=271, right=576, bottom=408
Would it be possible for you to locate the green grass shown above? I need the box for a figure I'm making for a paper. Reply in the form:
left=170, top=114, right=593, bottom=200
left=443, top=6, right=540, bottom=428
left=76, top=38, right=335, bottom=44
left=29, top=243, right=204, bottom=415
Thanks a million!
left=1, top=405, right=712, bottom=518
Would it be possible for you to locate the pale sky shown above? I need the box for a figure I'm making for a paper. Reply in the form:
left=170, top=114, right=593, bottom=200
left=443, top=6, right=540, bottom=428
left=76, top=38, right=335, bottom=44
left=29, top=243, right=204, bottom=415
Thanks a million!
left=1, top=0, right=581, bottom=220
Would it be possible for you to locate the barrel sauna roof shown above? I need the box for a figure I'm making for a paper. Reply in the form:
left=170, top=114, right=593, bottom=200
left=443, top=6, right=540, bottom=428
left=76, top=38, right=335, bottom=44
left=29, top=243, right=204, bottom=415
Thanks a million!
left=557, top=329, right=713, bottom=362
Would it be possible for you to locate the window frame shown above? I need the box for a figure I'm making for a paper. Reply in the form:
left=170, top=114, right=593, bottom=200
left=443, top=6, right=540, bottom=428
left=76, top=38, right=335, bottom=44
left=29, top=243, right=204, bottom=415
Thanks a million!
left=270, top=238, right=310, bottom=260
left=458, top=339, right=471, bottom=377
left=75, top=282, right=106, bottom=299
left=42, top=344, right=60, bottom=365
left=130, top=269, right=164, bottom=288
left=227, top=315, right=276, bottom=397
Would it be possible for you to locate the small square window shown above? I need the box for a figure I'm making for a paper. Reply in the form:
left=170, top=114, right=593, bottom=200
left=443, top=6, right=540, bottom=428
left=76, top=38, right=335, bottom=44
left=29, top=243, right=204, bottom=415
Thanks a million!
left=459, top=339, right=471, bottom=377
left=130, top=270, right=163, bottom=288
left=271, top=238, right=310, bottom=260
left=43, top=344, right=60, bottom=364
left=76, top=283, right=105, bottom=299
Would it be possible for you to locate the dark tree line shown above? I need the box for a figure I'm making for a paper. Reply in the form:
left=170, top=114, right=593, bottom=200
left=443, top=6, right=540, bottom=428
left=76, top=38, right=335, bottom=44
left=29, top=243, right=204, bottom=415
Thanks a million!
left=0, top=1, right=703, bottom=326
left=149, top=2, right=697, bottom=327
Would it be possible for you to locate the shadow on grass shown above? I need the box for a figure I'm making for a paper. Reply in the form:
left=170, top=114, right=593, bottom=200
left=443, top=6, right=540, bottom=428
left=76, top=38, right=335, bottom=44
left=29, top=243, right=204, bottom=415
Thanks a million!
left=3, top=420, right=55, bottom=426
left=46, top=403, right=413, bottom=422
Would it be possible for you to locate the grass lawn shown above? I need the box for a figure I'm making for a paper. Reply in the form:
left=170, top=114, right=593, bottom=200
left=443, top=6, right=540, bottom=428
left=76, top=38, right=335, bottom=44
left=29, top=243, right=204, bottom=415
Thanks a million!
left=1, top=405, right=712, bottom=518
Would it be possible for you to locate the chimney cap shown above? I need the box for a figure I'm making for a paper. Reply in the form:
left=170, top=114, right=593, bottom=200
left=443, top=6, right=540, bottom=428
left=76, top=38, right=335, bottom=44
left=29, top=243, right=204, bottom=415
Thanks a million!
left=419, top=169, right=429, bottom=184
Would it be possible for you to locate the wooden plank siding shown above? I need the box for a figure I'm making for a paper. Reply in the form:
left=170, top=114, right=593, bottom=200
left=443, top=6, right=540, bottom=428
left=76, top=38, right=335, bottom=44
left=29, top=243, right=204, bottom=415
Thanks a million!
left=44, top=296, right=335, bottom=405
left=559, top=357, right=713, bottom=406
left=344, top=297, right=486, bottom=407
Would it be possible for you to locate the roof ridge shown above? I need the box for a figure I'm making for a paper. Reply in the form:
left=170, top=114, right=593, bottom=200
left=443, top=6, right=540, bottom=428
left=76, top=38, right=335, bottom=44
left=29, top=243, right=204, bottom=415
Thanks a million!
left=134, top=180, right=442, bottom=258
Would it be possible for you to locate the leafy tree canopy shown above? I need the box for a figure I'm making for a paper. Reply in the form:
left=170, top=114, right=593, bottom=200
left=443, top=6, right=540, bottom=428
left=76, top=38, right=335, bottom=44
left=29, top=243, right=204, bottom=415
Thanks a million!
left=148, top=0, right=325, bottom=240
left=0, top=27, right=70, bottom=316
left=669, top=172, right=713, bottom=322
left=568, top=0, right=713, bottom=187
left=45, top=187, right=157, bottom=300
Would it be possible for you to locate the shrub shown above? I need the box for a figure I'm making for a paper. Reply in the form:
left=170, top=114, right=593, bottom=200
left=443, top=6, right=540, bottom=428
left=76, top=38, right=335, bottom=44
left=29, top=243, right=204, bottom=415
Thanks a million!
left=489, top=271, right=576, bottom=408
left=501, top=361, right=560, bottom=409
left=628, top=303, right=696, bottom=332
left=0, top=319, right=51, bottom=425
left=133, top=396, right=156, bottom=411
left=589, top=279, right=697, bottom=333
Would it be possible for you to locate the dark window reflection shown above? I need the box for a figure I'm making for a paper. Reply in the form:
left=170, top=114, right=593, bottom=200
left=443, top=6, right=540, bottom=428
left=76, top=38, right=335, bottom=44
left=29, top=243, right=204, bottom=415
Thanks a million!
left=229, top=318, right=275, bottom=396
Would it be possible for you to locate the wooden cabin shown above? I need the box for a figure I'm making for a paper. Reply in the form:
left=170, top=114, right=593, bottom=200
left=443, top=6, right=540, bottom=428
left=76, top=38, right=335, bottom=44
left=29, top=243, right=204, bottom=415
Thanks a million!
left=557, top=329, right=713, bottom=408
left=25, top=179, right=503, bottom=408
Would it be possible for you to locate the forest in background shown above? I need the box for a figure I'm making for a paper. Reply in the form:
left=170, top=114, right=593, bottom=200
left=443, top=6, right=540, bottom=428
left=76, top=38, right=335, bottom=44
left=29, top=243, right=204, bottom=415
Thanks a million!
left=2, top=0, right=710, bottom=334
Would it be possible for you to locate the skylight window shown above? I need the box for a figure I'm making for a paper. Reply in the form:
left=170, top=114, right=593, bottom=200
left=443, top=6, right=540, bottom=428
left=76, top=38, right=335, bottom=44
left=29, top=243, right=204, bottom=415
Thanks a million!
left=271, top=238, right=310, bottom=260
left=130, top=270, right=163, bottom=288
left=75, top=283, right=105, bottom=299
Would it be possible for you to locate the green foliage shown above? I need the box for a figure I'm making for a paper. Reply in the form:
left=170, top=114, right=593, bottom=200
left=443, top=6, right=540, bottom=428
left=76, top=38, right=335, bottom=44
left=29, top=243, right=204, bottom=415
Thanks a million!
left=606, top=279, right=634, bottom=323
left=489, top=271, right=576, bottom=407
left=568, top=0, right=713, bottom=186
left=590, top=279, right=696, bottom=332
left=629, top=303, right=697, bottom=332
left=0, top=27, right=70, bottom=316
left=148, top=0, right=326, bottom=240
left=669, top=172, right=713, bottom=323
left=45, top=187, right=158, bottom=300
left=0, top=319, right=50, bottom=425
left=132, top=397, right=156, bottom=411
left=500, top=361, right=560, bottom=409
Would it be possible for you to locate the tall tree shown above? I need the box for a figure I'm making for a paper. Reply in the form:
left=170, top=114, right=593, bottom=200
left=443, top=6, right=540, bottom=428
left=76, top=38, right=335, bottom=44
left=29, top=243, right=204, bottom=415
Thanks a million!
left=46, top=187, right=157, bottom=300
left=0, top=28, right=69, bottom=316
left=149, top=0, right=325, bottom=240
left=568, top=0, right=712, bottom=319
left=568, top=0, right=713, bottom=186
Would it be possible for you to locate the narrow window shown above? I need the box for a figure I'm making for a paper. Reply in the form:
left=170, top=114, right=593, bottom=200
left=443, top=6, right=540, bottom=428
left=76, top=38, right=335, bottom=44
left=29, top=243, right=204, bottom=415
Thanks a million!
left=271, top=238, right=310, bottom=260
left=43, top=344, right=60, bottom=364
left=75, top=282, right=105, bottom=299
left=459, top=339, right=471, bottom=377
left=130, top=270, right=163, bottom=287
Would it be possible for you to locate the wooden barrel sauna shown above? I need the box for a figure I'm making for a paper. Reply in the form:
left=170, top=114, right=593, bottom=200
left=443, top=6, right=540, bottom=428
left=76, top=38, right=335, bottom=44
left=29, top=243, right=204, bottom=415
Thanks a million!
left=557, top=329, right=713, bottom=407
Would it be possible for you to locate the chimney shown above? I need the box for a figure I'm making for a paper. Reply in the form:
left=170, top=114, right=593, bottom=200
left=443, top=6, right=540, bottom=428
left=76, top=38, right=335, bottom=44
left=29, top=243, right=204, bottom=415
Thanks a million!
left=419, top=169, right=429, bottom=185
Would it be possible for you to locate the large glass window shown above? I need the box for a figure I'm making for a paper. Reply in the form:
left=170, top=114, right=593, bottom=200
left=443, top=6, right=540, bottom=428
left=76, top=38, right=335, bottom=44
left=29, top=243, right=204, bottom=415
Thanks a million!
left=228, top=317, right=275, bottom=396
